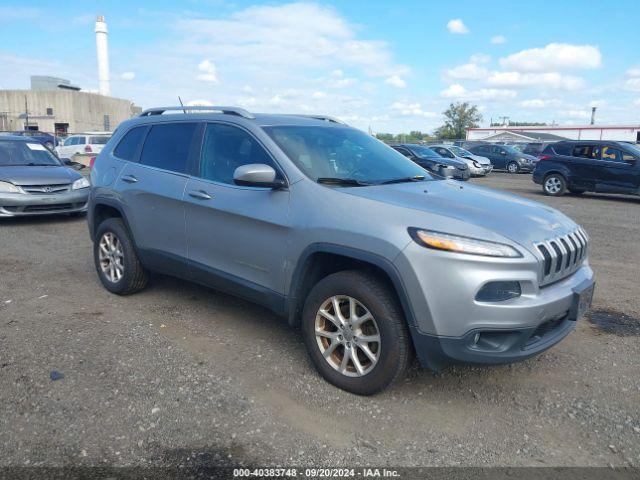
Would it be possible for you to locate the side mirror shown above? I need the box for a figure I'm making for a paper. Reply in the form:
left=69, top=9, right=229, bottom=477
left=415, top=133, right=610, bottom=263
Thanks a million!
left=62, top=158, right=86, bottom=170
left=233, top=164, right=285, bottom=189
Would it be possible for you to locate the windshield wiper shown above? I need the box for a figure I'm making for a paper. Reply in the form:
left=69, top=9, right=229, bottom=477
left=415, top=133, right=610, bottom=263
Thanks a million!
left=378, top=175, right=426, bottom=185
left=317, top=177, right=371, bottom=186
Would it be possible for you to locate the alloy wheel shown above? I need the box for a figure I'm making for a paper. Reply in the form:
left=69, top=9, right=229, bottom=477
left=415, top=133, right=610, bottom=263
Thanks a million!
left=314, top=295, right=381, bottom=377
left=545, top=176, right=562, bottom=194
left=507, top=162, right=519, bottom=173
left=98, top=232, right=124, bottom=283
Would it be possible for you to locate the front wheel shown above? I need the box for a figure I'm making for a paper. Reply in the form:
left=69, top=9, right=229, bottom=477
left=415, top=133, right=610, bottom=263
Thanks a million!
left=507, top=161, right=520, bottom=174
left=94, top=218, right=148, bottom=295
left=301, top=271, right=411, bottom=395
left=543, top=174, right=567, bottom=196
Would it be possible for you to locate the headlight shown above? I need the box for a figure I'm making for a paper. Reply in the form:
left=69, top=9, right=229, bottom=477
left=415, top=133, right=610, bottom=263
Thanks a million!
left=520, top=157, right=531, bottom=163
left=472, top=161, right=481, bottom=168
left=0, top=181, right=24, bottom=193
left=72, top=177, right=90, bottom=190
left=441, top=165, right=456, bottom=170
left=408, top=228, right=522, bottom=258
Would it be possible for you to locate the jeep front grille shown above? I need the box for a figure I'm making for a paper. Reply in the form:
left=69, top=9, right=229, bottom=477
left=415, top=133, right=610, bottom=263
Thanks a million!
left=535, top=228, right=588, bottom=285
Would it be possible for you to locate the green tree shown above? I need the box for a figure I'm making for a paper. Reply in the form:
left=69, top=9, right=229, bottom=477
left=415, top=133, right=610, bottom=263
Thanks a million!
left=436, top=102, right=482, bottom=140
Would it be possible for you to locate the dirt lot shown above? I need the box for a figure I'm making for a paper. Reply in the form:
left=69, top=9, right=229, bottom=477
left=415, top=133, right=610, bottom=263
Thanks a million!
left=1, top=172, right=639, bottom=469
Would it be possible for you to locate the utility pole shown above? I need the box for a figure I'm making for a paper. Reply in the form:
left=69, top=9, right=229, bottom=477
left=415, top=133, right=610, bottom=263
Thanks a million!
left=24, top=95, right=29, bottom=131
left=590, top=107, right=597, bottom=125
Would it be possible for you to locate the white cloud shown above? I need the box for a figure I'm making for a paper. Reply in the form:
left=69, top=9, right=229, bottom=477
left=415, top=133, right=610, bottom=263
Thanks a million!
left=490, top=35, right=506, bottom=45
left=634, top=99, right=640, bottom=107
left=519, top=98, right=561, bottom=108
left=196, top=59, right=219, bottom=83
left=390, top=102, right=437, bottom=117
left=557, top=109, right=591, bottom=120
left=0, top=7, right=40, bottom=22
left=440, top=84, right=516, bottom=101
left=385, top=75, right=406, bottom=88
left=499, top=43, right=602, bottom=72
left=627, top=68, right=640, bottom=77
left=175, top=3, right=408, bottom=78
left=446, top=19, right=469, bottom=35
left=120, top=72, right=135, bottom=81
left=487, top=71, right=585, bottom=90
left=625, top=77, right=640, bottom=92
left=445, top=54, right=491, bottom=80
left=186, top=99, right=214, bottom=106
left=312, top=91, right=327, bottom=99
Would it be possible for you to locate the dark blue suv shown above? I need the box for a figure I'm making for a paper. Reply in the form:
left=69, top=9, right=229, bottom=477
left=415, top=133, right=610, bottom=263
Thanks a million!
left=533, top=140, right=640, bottom=197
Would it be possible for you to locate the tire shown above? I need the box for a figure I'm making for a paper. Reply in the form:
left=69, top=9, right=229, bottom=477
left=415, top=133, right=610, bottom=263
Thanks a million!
left=543, top=173, right=567, bottom=196
left=94, top=218, right=148, bottom=295
left=568, top=188, right=585, bottom=195
left=507, top=161, right=520, bottom=174
left=301, top=270, right=411, bottom=395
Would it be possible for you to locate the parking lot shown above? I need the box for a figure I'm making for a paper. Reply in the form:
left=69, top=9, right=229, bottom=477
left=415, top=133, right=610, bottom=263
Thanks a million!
left=0, top=172, right=638, bottom=468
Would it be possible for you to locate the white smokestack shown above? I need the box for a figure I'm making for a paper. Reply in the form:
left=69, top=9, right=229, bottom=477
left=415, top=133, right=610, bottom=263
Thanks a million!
left=95, top=15, right=110, bottom=96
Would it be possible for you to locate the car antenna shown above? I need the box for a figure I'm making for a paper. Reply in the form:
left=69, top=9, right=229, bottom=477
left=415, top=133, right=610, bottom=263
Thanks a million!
left=178, top=96, right=186, bottom=113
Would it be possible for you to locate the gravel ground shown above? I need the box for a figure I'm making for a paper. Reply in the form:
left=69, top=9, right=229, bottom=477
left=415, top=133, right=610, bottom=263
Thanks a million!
left=0, top=172, right=638, bottom=469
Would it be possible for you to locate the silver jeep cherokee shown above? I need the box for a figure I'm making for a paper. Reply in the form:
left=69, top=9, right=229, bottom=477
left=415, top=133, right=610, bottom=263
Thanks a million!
left=88, top=106, right=595, bottom=395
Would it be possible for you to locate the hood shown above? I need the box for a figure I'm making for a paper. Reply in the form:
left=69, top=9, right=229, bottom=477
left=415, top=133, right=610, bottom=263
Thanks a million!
left=423, top=156, right=467, bottom=169
left=0, top=165, right=81, bottom=185
left=340, top=180, right=577, bottom=249
left=463, top=154, right=491, bottom=165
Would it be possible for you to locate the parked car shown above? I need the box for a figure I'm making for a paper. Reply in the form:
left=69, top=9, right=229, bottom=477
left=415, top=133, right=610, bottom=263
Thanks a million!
left=533, top=140, right=640, bottom=197
left=55, top=133, right=111, bottom=159
left=391, top=144, right=470, bottom=180
left=88, top=106, right=594, bottom=395
left=468, top=144, right=538, bottom=173
left=0, top=136, right=90, bottom=217
left=430, top=144, right=493, bottom=176
left=3, top=131, right=59, bottom=150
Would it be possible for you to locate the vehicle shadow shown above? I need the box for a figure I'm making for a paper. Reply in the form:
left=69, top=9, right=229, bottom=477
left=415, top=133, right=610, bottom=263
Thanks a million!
left=0, top=213, right=86, bottom=226
left=531, top=190, right=640, bottom=204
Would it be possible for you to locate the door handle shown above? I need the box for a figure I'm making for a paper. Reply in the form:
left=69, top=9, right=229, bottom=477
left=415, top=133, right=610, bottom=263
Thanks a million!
left=121, top=175, right=138, bottom=183
left=188, top=190, right=212, bottom=200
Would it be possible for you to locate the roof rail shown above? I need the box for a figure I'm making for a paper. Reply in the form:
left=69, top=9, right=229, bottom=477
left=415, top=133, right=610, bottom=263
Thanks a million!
left=285, top=114, right=347, bottom=125
left=139, top=106, right=255, bottom=119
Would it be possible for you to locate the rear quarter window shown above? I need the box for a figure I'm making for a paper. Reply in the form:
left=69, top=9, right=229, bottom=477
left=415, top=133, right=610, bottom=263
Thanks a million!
left=89, top=136, right=110, bottom=145
left=113, top=126, right=147, bottom=161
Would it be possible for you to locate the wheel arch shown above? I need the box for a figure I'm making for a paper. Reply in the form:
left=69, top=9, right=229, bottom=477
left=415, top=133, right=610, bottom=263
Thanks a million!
left=286, top=244, right=417, bottom=330
left=90, top=199, right=133, bottom=242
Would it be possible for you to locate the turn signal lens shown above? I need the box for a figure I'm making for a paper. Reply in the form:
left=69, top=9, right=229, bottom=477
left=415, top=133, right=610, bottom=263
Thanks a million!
left=409, top=228, right=522, bottom=258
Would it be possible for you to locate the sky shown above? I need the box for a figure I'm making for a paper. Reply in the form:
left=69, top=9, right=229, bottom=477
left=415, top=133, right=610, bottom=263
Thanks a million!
left=1, top=0, right=639, bottom=133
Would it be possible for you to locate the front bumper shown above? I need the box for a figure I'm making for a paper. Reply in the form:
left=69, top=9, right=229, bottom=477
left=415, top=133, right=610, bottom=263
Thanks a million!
left=394, top=241, right=595, bottom=370
left=518, top=162, right=536, bottom=173
left=0, top=189, right=89, bottom=216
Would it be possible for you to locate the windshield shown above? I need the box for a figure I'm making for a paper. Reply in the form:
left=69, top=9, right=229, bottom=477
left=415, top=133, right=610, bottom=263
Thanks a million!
left=408, top=145, right=439, bottom=157
left=265, top=126, right=431, bottom=184
left=0, top=141, right=61, bottom=166
left=450, top=146, right=472, bottom=157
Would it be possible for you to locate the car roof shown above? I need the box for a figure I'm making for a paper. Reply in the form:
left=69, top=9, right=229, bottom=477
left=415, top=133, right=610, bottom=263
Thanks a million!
left=124, top=107, right=352, bottom=130
left=0, top=135, right=33, bottom=142
left=556, top=140, right=628, bottom=145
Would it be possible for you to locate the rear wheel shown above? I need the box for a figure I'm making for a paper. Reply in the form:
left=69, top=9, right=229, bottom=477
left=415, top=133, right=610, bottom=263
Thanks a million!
left=302, top=270, right=411, bottom=395
left=94, top=218, right=148, bottom=294
left=543, top=173, right=567, bottom=196
left=507, top=161, right=520, bottom=174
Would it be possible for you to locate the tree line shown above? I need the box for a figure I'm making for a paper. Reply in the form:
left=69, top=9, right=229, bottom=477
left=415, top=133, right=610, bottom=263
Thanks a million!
left=375, top=102, right=546, bottom=142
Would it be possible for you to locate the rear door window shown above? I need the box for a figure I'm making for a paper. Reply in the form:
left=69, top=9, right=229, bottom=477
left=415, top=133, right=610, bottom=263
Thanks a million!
left=572, top=145, right=596, bottom=158
left=140, top=122, right=197, bottom=174
left=76, top=136, right=86, bottom=145
left=114, top=126, right=147, bottom=161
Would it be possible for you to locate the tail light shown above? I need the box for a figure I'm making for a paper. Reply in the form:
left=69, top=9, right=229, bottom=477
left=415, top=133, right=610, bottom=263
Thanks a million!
left=89, top=156, right=97, bottom=168
left=537, top=154, right=551, bottom=161
left=84, top=144, right=92, bottom=153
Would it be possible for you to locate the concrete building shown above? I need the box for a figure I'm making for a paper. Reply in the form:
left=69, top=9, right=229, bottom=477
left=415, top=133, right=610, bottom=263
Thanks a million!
left=467, top=125, right=640, bottom=143
left=0, top=87, right=140, bottom=134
